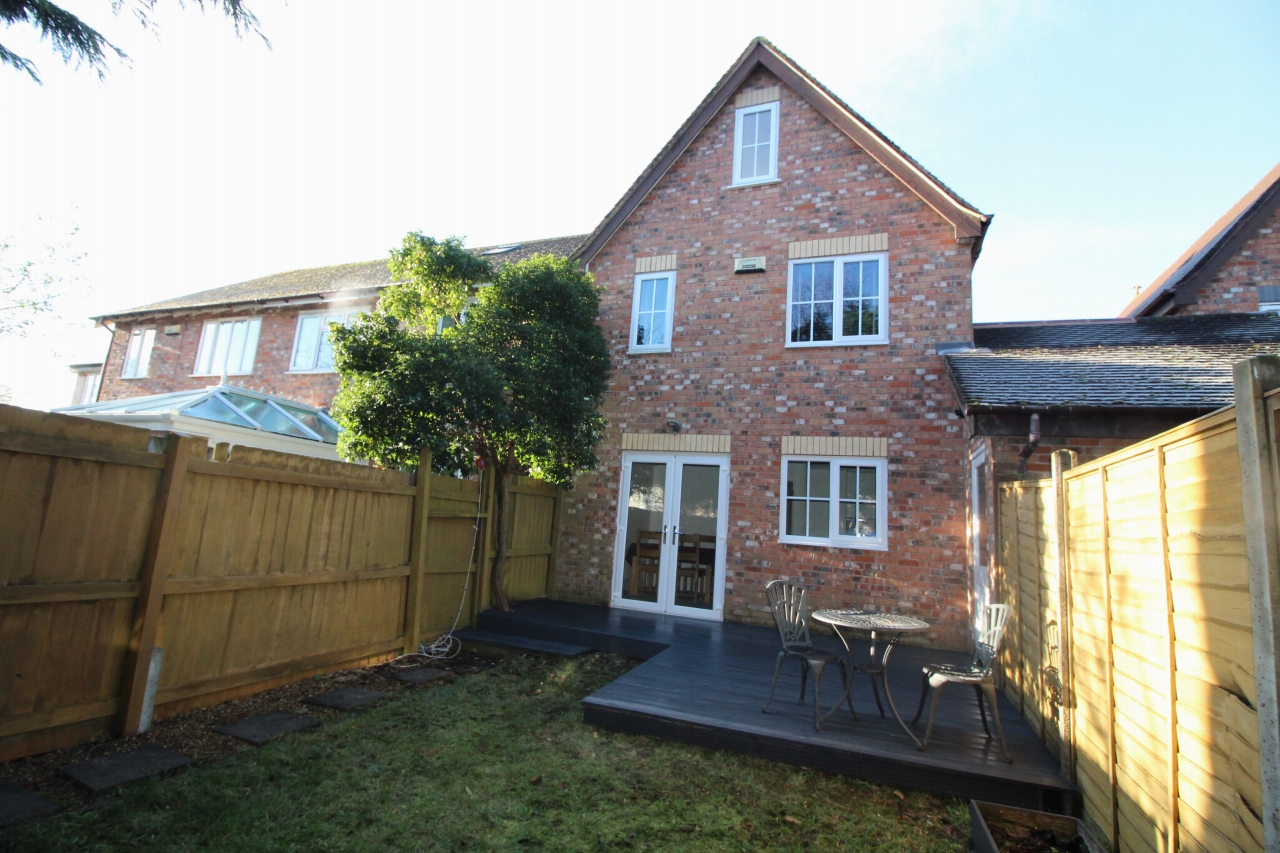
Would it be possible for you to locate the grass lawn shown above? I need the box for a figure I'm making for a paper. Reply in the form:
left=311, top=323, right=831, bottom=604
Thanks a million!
left=2, top=652, right=969, bottom=852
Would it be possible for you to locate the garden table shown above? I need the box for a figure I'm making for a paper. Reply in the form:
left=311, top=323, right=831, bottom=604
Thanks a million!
left=810, top=609, right=931, bottom=745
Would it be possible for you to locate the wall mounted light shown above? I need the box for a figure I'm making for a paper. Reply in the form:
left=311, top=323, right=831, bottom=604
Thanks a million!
left=667, top=420, right=681, bottom=435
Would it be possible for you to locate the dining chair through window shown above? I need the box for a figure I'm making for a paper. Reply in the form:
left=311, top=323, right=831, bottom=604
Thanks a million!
left=911, top=603, right=1013, bottom=763
left=762, top=580, right=850, bottom=732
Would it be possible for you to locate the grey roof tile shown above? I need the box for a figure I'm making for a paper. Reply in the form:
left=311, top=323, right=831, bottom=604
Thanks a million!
left=100, top=234, right=588, bottom=321
left=948, top=314, right=1280, bottom=410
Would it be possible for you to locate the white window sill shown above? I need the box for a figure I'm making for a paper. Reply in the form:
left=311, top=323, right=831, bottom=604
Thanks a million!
left=285, top=369, right=338, bottom=375
left=724, top=178, right=781, bottom=190
left=779, top=535, right=888, bottom=552
left=120, top=375, right=148, bottom=381
left=191, top=373, right=254, bottom=378
left=784, top=337, right=889, bottom=349
left=627, top=347, right=671, bottom=356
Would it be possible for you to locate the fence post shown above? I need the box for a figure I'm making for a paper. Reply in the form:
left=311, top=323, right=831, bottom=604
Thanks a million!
left=118, top=434, right=192, bottom=736
left=1051, top=450, right=1076, bottom=783
left=403, top=449, right=432, bottom=656
left=1234, top=355, right=1280, bottom=853
left=1155, top=442, right=1181, bottom=852
left=473, top=470, right=497, bottom=620
left=546, top=487, right=565, bottom=599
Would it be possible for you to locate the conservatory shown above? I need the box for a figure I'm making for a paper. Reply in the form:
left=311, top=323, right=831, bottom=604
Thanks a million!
left=55, top=385, right=344, bottom=460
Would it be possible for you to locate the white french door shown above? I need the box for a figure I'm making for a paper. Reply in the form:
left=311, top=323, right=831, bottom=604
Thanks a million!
left=611, top=452, right=730, bottom=621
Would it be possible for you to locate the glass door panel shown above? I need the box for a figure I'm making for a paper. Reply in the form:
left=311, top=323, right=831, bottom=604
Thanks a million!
left=620, top=461, right=666, bottom=603
left=672, top=463, right=720, bottom=611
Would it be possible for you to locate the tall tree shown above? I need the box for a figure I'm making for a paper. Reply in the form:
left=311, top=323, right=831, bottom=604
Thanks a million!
left=331, top=239, right=610, bottom=610
left=2, top=0, right=266, bottom=84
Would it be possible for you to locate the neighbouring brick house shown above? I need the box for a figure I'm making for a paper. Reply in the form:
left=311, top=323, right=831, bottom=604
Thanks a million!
left=1121, top=162, right=1280, bottom=318
left=90, top=237, right=584, bottom=409
left=947, top=159, right=1280, bottom=616
left=551, top=39, right=990, bottom=649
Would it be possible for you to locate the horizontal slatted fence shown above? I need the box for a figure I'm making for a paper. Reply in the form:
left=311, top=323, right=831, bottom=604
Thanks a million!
left=0, top=404, right=560, bottom=760
left=995, top=405, right=1266, bottom=853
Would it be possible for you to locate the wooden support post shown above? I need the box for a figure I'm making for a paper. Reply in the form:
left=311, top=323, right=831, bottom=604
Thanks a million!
left=117, top=434, right=192, bottom=737
left=1155, top=445, right=1180, bottom=852
left=1099, top=466, right=1119, bottom=849
left=1051, top=449, right=1076, bottom=784
left=473, top=470, right=497, bottom=621
left=546, top=487, right=565, bottom=599
left=1234, top=355, right=1280, bottom=853
left=403, top=449, right=432, bottom=656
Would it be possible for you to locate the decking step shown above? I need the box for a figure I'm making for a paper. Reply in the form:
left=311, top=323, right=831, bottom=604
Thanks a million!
left=454, top=628, right=592, bottom=657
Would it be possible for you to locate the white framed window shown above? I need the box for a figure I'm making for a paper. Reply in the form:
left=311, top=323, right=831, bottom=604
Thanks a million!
left=1259, top=285, right=1280, bottom=313
left=629, top=271, right=675, bottom=353
left=786, top=252, right=888, bottom=347
left=120, top=328, right=156, bottom=379
left=289, top=308, right=366, bottom=372
left=732, top=101, right=779, bottom=186
left=780, top=456, right=888, bottom=550
left=79, top=372, right=101, bottom=404
left=194, top=317, right=262, bottom=377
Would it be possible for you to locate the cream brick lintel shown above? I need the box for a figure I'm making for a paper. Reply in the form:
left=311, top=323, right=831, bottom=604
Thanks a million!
left=781, top=436, right=888, bottom=458
left=788, top=233, right=888, bottom=260
left=635, top=254, right=678, bottom=274
left=621, top=433, right=731, bottom=453
left=735, top=86, right=780, bottom=108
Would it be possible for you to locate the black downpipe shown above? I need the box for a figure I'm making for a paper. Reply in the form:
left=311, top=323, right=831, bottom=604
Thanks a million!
left=1017, top=413, right=1041, bottom=477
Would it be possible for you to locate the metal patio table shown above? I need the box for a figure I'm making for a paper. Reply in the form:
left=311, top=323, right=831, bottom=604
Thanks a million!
left=811, top=609, right=931, bottom=745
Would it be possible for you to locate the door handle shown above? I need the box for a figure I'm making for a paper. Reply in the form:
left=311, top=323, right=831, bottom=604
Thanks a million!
left=662, top=524, right=668, bottom=544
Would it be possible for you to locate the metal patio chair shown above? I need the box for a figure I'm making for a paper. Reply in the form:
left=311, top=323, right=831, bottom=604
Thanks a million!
left=762, top=580, right=850, bottom=732
left=911, top=603, right=1013, bottom=763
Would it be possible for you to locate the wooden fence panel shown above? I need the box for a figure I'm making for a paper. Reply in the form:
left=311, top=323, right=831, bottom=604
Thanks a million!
left=995, top=405, right=1266, bottom=853
left=0, top=405, right=564, bottom=760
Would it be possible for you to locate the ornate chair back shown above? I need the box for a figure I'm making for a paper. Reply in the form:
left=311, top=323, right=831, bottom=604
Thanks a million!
left=766, top=580, right=812, bottom=651
left=974, top=603, right=1011, bottom=676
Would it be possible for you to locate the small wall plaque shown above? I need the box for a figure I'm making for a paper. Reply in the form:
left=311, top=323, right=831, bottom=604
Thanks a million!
left=733, top=256, right=766, bottom=273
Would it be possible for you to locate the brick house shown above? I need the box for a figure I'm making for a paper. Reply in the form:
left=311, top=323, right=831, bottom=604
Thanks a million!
left=552, top=39, right=991, bottom=649
left=90, top=237, right=584, bottom=409
left=947, top=161, right=1280, bottom=618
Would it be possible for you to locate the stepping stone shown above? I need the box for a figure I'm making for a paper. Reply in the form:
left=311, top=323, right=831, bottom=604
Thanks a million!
left=381, top=665, right=452, bottom=685
left=454, top=628, right=592, bottom=656
left=0, top=783, right=56, bottom=826
left=303, top=686, right=388, bottom=710
left=213, top=711, right=320, bottom=746
left=59, top=743, right=192, bottom=794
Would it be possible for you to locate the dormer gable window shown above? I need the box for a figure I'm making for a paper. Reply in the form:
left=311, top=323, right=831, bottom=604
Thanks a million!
left=732, top=99, right=779, bottom=186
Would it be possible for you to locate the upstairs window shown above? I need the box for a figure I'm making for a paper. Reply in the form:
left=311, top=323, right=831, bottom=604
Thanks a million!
left=120, top=328, right=156, bottom=379
left=1259, top=284, right=1280, bottom=313
left=787, top=252, right=889, bottom=347
left=194, top=317, right=261, bottom=377
left=733, top=101, right=779, bottom=186
left=780, top=456, right=888, bottom=550
left=290, top=308, right=366, bottom=372
left=629, top=271, right=675, bottom=353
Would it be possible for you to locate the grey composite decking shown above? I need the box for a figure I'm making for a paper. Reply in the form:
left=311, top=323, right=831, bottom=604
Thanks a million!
left=477, top=599, right=1075, bottom=811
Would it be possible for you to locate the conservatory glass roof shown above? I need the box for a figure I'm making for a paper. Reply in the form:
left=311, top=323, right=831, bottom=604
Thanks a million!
left=57, top=385, right=342, bottom=444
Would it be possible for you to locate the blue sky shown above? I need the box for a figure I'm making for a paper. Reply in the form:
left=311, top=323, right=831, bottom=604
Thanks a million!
left=2, top=0, right=1278, bottom=408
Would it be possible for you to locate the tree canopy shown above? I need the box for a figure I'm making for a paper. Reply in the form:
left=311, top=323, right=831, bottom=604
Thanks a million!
left=2, top=0, right=266, bottom=84
left=330, top=240, right=611, bottom=609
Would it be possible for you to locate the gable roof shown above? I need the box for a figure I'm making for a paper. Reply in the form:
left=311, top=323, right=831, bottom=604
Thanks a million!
left=98, top=234, right=588, bottom=323
left=575, top=37, right=990, bottom=265
left=945, top=313, right=1280, bottom=411
left=1122, top=162, right=1280, bottom=317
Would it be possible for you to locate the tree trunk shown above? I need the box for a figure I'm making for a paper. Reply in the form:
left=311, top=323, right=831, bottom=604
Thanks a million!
left=490, top=461, right=512, bottom=612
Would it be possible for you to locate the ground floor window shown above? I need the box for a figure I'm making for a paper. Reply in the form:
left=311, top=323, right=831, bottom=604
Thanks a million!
left=779, top=456, right=888, bottom=550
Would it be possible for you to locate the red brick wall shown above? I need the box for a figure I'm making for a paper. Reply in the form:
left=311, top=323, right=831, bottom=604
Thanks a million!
left=98, top=304, right=352, bottom=409
left=989, top=434, right=1137, bottom=481
left=1170, top=206, right=1280, bottom=314
left=555, top=69, right=978, bottom=648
